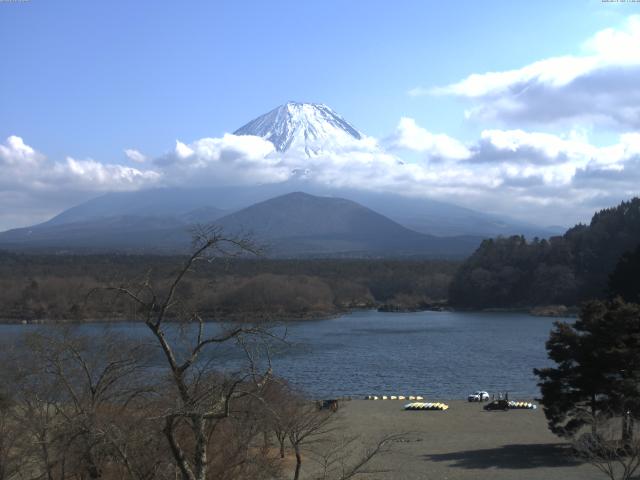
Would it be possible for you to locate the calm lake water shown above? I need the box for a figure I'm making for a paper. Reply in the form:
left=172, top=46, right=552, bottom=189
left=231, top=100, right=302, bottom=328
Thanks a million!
left=1, top=310, right=565, bottom=399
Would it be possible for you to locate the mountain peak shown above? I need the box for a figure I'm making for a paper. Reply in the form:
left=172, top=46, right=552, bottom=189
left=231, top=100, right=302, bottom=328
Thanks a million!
left=233, top=102, right=362, bottom=156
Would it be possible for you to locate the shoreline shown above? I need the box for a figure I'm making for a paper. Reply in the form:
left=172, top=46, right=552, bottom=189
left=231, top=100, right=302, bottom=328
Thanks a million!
left=0, top=303, right=577, bottom=325
left=0, top=309, right=349, bottom=325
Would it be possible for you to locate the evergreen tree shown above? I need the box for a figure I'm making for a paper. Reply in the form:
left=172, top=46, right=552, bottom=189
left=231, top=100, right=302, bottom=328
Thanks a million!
left=535, top=300, right=640, bottom=438
left=609, top=245, right=640, bottom=304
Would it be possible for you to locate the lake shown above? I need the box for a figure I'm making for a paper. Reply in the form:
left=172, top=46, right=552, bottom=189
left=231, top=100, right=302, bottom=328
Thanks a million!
left=1, top=310, right=565, bottom=399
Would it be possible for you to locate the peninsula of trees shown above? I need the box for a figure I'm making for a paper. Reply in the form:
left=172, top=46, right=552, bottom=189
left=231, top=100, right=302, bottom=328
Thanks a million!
left=449, top=198, right=640, bottom=309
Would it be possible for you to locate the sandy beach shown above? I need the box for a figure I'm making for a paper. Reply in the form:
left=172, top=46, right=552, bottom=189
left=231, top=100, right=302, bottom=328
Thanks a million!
left=309, top=399, right=603, bottom=480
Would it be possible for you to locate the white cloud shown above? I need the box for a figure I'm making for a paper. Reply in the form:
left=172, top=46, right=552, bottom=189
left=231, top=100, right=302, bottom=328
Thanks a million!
left=124, top=148, right=147, bottom=163
left=385, top=117, right=471, bottom=161
left=174, top=140, right=194, bottom=159
left=420, top=15, right=640, bottom=130
left=301, top=122, right=639, bottom=226
left=159, top=134, right=285, bottom=185
left=0, top=136, right=162, bottom=230
left=0, top=136, right=161, bottom=193
left=0, top=135, right=44, bottom=167
left=265, top=121, right=640, bottom=225
left=55, top=157, right=161, bottom=190
left=3, top=113, right=640, bottom=230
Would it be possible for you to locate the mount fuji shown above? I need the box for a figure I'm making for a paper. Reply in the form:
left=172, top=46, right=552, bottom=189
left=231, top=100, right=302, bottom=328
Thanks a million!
left=0, top=102, right=562, bottom=255
left=234, top=102, right=363, bottom=157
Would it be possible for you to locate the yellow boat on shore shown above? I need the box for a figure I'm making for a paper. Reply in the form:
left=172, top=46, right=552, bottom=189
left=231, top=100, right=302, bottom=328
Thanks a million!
left=404, top=402, right=449, bottom=411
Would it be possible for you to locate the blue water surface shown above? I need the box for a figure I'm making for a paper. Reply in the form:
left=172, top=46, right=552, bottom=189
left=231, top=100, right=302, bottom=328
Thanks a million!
left=1, top=310, right=564, bottom=399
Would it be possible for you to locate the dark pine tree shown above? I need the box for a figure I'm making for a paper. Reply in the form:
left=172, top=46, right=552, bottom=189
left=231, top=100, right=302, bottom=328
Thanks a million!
left=534, top=300, right=640, bottom=438
left=609, top=245, right=640, bottom=304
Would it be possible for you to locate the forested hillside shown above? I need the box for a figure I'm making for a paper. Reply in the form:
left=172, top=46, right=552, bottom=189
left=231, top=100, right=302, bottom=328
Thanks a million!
left=449, top=198, right=640, bottom=308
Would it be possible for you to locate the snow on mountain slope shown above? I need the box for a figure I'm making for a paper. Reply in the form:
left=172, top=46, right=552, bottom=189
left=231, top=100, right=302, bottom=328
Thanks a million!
left=234, top=102, right=365, bottom=157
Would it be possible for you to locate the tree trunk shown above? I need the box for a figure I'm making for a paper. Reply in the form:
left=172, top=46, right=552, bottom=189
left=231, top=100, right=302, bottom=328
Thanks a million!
left=591, top=394, right=597, bottom=437
left=164, top=419, right=196, bottom=480
left=85, top=451, right=102, bottom=479
left=41, top=437, right=55, bottom=480
left=193, top=416, right=208, bottom=480
left=293, top=444, right=302, bottom=480
left=622, top=411, right=634, bottom=445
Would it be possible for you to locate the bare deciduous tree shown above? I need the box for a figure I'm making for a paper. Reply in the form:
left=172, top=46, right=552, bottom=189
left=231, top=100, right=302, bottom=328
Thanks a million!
left=16, top=329, right=165, bottom=480
left=308, top=433, right=401, bottom=480
left=286, top=401, right=337, bottom=480
left=0, top=386, right=25, bottom=480
left=574, top=412, right=640, bottom=480
left=260, top=381, right=400, bottom=480
left=107, top=227, right=275, bottom=480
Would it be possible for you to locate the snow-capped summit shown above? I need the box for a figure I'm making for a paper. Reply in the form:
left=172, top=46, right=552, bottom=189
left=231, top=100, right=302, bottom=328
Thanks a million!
left=234, top=102, right=363, bottom=157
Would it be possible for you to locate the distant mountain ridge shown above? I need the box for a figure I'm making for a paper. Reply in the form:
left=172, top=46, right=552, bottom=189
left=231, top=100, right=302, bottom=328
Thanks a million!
left=216, top=192, right=481, bottom=257
left=43, top=188, right=229, bottom=227
left=0, top=192, right=482, bottom=257
left=28, top=184, right=559, bottom=240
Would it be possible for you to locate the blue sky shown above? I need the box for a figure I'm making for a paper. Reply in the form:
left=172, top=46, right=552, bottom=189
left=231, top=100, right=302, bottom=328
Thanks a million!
left=1, top=0, right=627, bottom=158
left=1, top=0, right=640, bottom=229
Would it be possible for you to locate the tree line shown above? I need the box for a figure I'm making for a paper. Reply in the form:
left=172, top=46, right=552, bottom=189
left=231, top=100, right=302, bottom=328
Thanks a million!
left=449, top=198, right=640, bottom=309
left=0, top=251, right=457, bottom=323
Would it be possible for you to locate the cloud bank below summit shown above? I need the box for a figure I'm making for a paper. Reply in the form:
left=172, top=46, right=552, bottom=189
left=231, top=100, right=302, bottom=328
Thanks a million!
left=2, top=120, right=640, bottom=230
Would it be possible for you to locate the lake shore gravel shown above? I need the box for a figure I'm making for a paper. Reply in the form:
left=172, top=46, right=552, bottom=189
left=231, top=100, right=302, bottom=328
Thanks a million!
left=304, top=399, right=604, bottom=480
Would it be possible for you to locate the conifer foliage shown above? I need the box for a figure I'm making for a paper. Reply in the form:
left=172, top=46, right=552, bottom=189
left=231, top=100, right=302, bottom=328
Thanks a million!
left=535, top=300, right=640, bottom=438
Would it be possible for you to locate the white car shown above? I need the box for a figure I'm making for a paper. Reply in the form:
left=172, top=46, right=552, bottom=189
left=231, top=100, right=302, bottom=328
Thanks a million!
left=467, top=391, right=490, bottom=402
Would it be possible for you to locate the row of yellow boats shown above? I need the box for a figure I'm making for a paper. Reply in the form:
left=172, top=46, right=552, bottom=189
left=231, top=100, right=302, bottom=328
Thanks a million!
left=404, top=402, right=449, bottom=411
left=363, top=395, right=536, bottom=411
left=364, top=395, right=424, bottom=400
left=507, top=401, right=537, bottom=409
